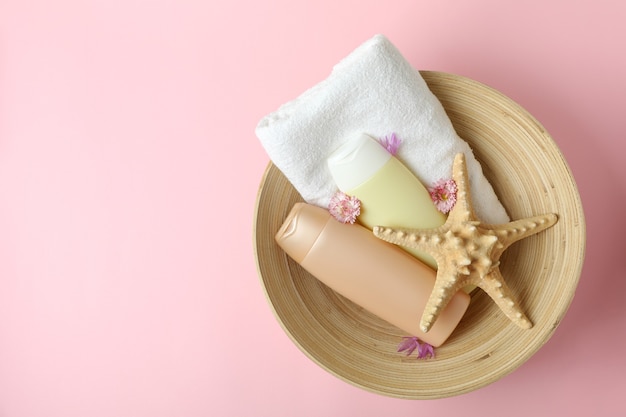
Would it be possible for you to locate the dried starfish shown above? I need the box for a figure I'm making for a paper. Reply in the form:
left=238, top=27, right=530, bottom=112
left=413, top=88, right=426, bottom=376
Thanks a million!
left=373, top=153, right=558, bottom=332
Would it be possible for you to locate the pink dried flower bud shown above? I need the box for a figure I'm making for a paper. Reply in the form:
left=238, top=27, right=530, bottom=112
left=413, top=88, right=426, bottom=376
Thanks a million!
left=397, top=336, right=435, bottom=359
left=328, top=191, right=361, bottom=224
left=379, top=133, right=401, bottom=155
left=428, top=178, right=458, bottom=214
left=417, top=341, right=435, bottom=359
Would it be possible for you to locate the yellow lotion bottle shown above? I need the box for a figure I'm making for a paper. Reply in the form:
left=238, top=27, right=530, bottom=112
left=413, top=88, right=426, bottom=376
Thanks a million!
left=327, top=133, right=446, bottom=269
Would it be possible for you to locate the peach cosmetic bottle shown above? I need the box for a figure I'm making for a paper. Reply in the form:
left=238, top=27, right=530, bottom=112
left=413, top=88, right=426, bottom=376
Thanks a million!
left=275, top=202, right=470, bottom=347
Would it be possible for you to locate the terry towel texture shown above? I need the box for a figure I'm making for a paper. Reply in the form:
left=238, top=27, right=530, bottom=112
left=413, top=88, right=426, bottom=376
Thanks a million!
left=255, top=34, right=509, bottom=224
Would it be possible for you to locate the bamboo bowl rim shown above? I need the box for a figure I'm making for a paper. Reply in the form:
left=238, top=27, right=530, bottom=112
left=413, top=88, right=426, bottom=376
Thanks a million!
left=253, top=71, right=585, bottom=399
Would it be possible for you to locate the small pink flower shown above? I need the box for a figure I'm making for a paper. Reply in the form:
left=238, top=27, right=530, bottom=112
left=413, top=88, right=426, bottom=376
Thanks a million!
left=417, top=342, right=435, bottom=359
left=397, top=336, right=435, bottom=359
left=328, top=191, right=361, bottom=224
left=429, top=178, right=458, bottom=214
left=397, top=336, right=420, bottom=356
left=379, top=133, right=401, bottom=155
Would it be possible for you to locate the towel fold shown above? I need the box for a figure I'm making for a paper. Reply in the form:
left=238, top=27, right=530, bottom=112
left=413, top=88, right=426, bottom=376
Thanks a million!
left=256, top=34, right=509, bottom=224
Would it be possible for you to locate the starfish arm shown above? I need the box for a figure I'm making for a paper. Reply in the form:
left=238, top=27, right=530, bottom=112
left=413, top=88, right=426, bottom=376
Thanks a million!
left=487, top=213, right=558, bottom=254
left=479, top=269, right=533, bottom=329
left=419, top=265, right=472, bottom=332
left=372, top=225, right=446, bottom=254
left=447, top=153, right=475, bottom=224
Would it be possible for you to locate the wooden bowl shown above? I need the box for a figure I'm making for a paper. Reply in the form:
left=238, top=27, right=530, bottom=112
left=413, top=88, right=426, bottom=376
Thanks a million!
left=253, top=71, right=585, bottom=399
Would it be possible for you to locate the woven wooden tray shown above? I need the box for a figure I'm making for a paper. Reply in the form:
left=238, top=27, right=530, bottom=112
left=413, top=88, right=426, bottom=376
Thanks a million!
left=253, top=71, right=585, bottom=399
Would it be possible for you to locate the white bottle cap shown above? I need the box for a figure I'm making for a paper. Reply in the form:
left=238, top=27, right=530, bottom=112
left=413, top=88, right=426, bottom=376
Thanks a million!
left=327, top=133, right=392, bottom=192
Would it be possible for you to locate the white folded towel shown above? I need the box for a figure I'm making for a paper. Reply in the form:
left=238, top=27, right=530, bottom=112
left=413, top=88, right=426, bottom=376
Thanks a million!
left=256, top=34, right=509, bottom=224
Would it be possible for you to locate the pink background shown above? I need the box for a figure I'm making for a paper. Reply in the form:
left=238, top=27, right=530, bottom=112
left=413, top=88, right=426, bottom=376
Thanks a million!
left=1, top=0, right=624, bottom=416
